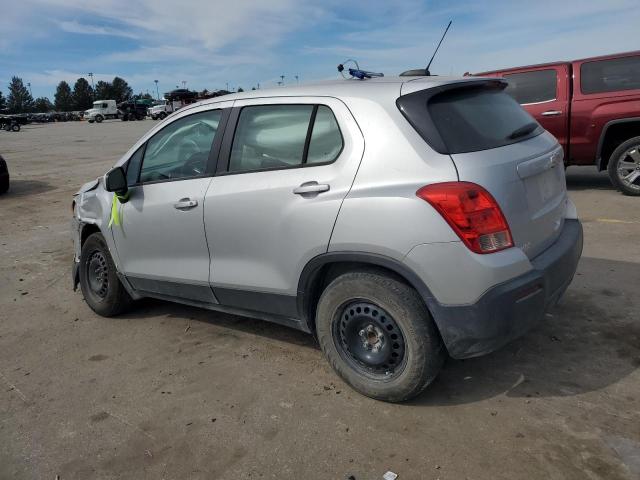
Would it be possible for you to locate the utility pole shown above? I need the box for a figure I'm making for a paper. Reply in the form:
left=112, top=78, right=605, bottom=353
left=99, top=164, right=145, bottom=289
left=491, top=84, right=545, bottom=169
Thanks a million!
left=154, top=79, right=159, bottom=99
left=88, top=73, right=95, bottom=99
left=257, top=82, right=260, bottom=90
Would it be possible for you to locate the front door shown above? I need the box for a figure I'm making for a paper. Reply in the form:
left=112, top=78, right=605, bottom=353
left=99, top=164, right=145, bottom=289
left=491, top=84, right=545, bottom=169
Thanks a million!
left=111, top=106, right=227, bottom=302
left=204, top=98, right=364, bottom=314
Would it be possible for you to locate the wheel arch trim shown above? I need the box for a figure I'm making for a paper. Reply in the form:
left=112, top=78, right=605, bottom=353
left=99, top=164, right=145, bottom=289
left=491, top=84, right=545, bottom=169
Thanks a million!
left=596, top=117, right=640, bottom=170
left=297, top=251, right=439, bottom=333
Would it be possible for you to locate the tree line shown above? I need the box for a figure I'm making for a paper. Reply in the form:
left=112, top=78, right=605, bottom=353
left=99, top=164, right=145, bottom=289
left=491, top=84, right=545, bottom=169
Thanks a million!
left=0, top=76, right=135, bottom=114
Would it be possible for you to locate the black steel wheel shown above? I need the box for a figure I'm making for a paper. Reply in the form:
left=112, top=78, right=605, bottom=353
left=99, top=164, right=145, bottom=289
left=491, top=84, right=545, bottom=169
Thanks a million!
left=79, top=232, right=133, bottom=317
left=86, top=250, right=109, bottom=298
left=316, top=269, right=446, bottom=402
left=334, top=301, right=406, bottom=378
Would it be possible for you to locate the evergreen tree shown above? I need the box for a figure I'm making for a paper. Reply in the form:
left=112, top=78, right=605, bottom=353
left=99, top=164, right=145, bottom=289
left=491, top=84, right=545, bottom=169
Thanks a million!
left=111, top=77, right=133, bottom=103
left=94, top=80, right=112, bottom=100
left=54, top=81, right=73, bottom=111
left=0, top=90, right=6, bottom=111
left=72, top=77, right=94, bottom=110
left=7, top=76, right=34, bottom=113
left=33, top=97, right=54, bottom=112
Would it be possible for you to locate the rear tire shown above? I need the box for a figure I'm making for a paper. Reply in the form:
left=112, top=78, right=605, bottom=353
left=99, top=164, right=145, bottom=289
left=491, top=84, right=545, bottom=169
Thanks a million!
left=79, top=233, right=133, bottom=317
left=608, top=136, right=640, bottom=196
left=95, top=115, right=104, bottom=124
left=158, top=112, right=167, bottom=120
left=11, top=124, right=20, bottom=132
left=315, top=270, right=445, bottom=402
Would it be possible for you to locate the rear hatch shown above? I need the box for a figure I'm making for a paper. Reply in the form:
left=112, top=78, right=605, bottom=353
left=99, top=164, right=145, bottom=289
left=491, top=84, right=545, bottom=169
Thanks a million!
left=398, top=79, right=567, bottom=259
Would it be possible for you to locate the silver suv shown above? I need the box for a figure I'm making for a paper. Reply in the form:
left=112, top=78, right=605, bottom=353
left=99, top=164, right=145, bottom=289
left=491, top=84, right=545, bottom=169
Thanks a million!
left=72, top=76, right=583, bottom=402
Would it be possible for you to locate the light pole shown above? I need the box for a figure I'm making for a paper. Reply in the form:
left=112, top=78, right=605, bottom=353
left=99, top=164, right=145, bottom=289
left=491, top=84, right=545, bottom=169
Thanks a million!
left=280, top=75, right=285, bottom=86
left=295, top=75, right=299, bottom=84
left=154, top=80, right=159, bottom=99
left=88, top=73, right=94, bottom=99
left=226, top=82, right=229, bottom=92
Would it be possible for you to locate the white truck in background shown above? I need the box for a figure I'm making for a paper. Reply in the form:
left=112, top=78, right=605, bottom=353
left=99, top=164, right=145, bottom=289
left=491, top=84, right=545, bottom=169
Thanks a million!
left=84, top=100, right=118, bottom=123
left=148, top=99, right=172, bottom=120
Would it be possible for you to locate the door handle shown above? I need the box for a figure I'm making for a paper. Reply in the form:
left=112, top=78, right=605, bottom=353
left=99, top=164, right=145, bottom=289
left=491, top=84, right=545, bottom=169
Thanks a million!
left=174, top=198, right=198, bottom=210
left=293, top=182, right=330, bottom=195
left=541, top=110, right=562, bottom=116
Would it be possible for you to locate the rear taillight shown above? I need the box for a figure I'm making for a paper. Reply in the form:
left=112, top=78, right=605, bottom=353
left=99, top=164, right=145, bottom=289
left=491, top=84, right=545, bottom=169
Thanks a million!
left=417, top=182, right=513, bottom=254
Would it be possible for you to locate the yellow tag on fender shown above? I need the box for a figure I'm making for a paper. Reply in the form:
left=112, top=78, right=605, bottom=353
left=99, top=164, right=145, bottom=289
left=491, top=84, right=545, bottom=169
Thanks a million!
left=108, top=192, right=129, bottom=228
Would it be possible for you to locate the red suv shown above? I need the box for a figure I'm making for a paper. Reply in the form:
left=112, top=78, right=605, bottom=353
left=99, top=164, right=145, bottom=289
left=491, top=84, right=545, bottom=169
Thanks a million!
left=474, top=51, right=640, bottom=195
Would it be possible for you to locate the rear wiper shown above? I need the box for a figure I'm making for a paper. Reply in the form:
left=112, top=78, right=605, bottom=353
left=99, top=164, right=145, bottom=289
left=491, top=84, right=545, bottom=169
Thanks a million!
left=507, top=122, right=539, bottom=140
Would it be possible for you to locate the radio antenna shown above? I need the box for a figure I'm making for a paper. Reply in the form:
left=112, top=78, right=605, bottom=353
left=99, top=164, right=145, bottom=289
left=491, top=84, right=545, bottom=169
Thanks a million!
left=425, top=20, right=452, bottom=76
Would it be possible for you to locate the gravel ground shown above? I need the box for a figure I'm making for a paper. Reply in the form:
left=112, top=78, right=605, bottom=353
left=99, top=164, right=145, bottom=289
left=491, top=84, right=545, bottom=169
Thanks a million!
left=0, top=120, right=638, bottom=480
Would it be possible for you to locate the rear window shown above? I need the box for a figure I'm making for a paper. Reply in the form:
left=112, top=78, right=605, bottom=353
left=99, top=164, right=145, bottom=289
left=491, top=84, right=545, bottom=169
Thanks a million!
left=397, top=83, right=543, bottom=154
left=503, top=69, right=557, bottom=104
left=581, top=56, right=640, bottom=94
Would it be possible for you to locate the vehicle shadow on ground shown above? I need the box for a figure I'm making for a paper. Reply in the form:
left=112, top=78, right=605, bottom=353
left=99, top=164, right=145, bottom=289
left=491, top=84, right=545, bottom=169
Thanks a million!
left=565, top=166, right=615, bottom=191
left=121, top=298, right=318, bottom=349
left=412, top=256, right=639, bottom=406
left=117, top=257, right=638, bottom=405
left=1, top=179, right=56, bottom=196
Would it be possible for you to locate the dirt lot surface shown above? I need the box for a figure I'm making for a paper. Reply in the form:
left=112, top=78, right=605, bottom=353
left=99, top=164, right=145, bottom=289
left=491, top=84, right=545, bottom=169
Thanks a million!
left=1, top=121, right=639, bottom=480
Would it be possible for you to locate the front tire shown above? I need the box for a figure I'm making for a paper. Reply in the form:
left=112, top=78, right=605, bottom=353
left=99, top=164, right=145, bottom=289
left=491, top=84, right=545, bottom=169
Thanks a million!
left=608, top=136, right=640, bottom=196
left=158, top=112, right=167, bottom=120
left=95, top=115, right=104, bottom=124
left=316, top=270, right=445, bottom=402
left=11, top=124, right=20, bottom=132
left=79, top=233, right=133, bottom=317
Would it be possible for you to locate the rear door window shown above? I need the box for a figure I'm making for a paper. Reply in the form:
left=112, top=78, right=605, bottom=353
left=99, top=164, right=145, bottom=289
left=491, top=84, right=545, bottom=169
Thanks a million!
left=581, top=56, right=640, bottom=94
left=503, top=69, right=557, bottom=104
left=228, top=104, right=343, bottom=173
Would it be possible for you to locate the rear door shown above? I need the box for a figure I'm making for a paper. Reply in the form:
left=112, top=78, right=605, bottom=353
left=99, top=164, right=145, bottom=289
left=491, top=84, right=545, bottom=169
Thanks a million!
left=204, top=97, right=364, bottom=311
left=502, top=66, right=571, bottom=154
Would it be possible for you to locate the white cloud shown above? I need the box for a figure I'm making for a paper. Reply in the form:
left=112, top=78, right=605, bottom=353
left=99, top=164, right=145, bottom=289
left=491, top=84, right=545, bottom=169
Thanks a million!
left=57, top=20, right=139, bottom=39
left=3, top=0, right=640, bottom=98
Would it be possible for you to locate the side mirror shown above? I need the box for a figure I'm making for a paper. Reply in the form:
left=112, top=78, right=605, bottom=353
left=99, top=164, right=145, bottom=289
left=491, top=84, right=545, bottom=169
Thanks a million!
left=105, top=167, right=128, bottom=197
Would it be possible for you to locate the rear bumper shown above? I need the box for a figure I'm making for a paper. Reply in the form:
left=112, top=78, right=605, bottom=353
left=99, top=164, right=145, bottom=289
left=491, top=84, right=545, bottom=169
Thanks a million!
left=431, top=219, right=583, bottom=359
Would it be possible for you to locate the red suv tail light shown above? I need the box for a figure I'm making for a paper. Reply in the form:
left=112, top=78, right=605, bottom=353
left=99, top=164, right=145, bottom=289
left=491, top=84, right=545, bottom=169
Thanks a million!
left=416, top=182, right=513, bottom=254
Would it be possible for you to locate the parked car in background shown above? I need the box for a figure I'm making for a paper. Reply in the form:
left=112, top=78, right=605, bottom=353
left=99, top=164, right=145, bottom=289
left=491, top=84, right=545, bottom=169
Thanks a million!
left=85, top=100, right=119, bottom=123
left=472, top=51, right=640, bottom=195
left=71, top=76, right=582, bottom=402
left=0, top=154, right=9, bottom=194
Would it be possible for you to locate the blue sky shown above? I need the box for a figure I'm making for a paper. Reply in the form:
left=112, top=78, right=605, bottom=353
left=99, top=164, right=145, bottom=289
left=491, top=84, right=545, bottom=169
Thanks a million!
left=2, top=0, right=639, bottom=100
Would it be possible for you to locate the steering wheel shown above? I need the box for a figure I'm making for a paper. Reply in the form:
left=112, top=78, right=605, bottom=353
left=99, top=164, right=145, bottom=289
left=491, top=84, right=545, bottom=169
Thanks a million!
left=181, top=151, right=208, bottom=176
